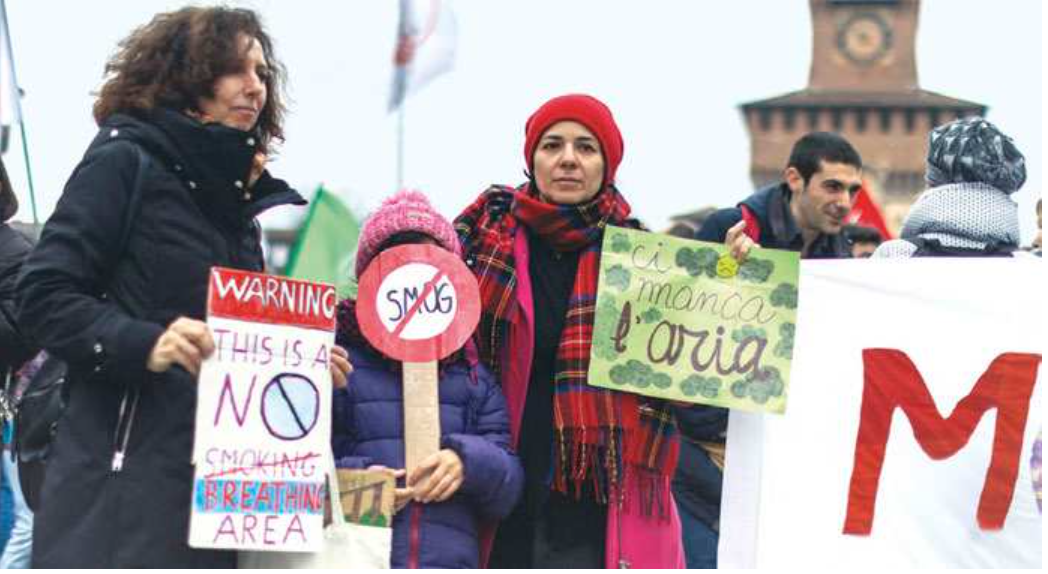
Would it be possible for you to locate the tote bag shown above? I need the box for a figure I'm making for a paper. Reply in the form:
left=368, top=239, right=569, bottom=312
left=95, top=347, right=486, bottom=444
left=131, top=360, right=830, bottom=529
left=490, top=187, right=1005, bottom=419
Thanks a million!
left=239, top=456, right=392, bottom=569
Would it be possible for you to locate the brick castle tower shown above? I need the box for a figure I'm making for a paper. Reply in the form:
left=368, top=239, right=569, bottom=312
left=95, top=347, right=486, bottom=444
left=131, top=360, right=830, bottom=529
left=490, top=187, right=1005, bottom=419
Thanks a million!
left=742, top=0, right=985, bottom=234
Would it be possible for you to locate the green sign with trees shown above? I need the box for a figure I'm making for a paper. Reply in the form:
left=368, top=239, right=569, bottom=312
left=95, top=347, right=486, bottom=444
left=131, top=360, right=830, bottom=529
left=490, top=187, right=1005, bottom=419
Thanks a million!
left=587, top=226, right=800, bottom=414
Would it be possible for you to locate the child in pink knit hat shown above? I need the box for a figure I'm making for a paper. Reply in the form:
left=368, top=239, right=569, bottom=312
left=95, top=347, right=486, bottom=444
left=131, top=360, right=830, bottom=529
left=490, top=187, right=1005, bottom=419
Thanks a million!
left=353, top=189, right=462, bottom=279
left=332, top=189, right=523, bottom=569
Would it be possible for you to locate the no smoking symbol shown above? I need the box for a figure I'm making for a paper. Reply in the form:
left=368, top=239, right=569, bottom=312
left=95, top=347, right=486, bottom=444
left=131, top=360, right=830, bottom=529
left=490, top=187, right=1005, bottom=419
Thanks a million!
left=378, top=263, right=456, bottom=340
left=357, top=244, right=480, bottom=362
left=261, top=373, right=319, bottom=441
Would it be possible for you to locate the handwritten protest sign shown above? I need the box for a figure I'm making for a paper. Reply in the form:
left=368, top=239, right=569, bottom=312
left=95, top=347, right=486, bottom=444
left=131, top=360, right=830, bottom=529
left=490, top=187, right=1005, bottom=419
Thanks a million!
left=336, top=470, right=395, bottom=528
left=355, top=244, right=480, bottom=363
left=189, top=268, right=336, bottom=552
left=587, top=226, right=800, bottom=414
left=356, top=244, right=480, bottom=470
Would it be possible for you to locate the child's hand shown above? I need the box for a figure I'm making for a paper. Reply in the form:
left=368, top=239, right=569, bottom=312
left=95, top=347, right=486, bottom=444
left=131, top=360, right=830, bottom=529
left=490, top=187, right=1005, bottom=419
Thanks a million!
left=408, top=449, right=463, bottom=503
left=393, top=486, right=414, bottom=513
left=366, top=466, right=413, bottom=514
left=330, top=345, right=352, bottom=389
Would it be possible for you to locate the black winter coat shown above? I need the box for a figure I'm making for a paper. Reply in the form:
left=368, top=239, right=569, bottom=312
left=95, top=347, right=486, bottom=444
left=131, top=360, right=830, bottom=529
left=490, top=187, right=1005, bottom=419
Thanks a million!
left=15, top=109, right=304, bottom=568
left=1, top=223, right=33, bottom=373
left=671, top=406, right=727, bottom=529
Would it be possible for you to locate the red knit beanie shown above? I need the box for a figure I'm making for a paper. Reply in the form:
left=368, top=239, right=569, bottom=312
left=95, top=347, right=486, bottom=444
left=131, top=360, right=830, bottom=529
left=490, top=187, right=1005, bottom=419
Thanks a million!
left=523, top=94, right=624, bottom=186
left=355, top=189, right=461, bottom=278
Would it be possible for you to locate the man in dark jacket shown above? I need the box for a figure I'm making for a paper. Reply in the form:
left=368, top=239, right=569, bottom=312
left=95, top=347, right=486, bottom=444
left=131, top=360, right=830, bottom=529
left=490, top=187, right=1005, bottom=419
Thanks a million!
left=697, top=131, right=864, bottom=260
left=675, top=132, right=863, bottom=567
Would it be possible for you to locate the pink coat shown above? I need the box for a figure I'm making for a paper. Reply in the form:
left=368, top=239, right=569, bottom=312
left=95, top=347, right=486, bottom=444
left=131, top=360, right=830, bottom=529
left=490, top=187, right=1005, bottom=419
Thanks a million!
left=479, top=229, right=684, bottom=569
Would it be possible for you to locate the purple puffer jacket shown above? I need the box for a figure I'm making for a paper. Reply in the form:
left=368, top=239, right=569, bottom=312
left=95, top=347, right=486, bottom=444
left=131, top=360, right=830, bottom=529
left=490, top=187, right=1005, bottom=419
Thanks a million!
left=332, top=310, right=523, bottom=568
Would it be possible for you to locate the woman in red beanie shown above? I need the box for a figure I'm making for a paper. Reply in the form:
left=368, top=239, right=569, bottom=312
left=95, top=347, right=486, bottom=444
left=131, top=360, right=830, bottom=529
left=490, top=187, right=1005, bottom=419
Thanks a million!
left=455, top=94, right=684, bottom=569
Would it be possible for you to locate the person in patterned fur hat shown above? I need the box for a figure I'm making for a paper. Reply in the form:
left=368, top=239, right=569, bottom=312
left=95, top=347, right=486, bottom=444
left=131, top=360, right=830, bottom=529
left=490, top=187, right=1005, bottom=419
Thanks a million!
left=874, top=116, right=1027, bottom=258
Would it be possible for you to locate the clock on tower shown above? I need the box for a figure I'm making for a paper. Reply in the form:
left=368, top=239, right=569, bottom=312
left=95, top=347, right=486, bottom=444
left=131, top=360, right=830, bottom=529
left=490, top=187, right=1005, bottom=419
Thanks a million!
left=737, top=0, right=986, bottom=236
left=811, top=0, right=915, bottom=91
left=838, top=12, right=892, bottom=65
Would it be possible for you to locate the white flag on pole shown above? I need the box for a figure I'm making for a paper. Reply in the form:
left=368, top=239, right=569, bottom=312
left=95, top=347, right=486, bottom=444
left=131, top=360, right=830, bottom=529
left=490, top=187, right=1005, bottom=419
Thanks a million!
left=0, top=0, right=21, bottom=127
left=0, top=0, right=22, bottom=155
left=388, top=0, right=457, bottom=112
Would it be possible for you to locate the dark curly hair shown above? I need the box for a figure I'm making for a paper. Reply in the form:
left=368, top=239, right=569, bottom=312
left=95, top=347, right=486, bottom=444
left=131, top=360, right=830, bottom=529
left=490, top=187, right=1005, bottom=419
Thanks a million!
left=92, top=6, right=287, bottom=149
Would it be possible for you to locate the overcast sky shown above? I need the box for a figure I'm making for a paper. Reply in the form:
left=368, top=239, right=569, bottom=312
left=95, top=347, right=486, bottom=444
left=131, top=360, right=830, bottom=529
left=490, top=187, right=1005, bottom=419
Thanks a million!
left=2, top=0, right=1043, bottom=240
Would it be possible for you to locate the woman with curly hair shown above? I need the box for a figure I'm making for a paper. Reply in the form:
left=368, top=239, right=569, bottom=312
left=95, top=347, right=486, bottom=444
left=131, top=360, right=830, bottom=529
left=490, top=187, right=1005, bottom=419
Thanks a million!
left=16, top=6, right=349, bottom=567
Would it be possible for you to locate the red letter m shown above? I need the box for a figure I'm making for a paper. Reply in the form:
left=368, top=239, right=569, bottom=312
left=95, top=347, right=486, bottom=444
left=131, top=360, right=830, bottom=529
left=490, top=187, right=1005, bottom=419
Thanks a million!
left=843, top=350, right=1040, bottom=535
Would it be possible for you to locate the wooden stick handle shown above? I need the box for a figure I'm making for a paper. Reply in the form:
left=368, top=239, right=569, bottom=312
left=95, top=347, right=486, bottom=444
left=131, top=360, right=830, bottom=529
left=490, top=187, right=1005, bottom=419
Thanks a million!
left=402, top=361, right=440, bottom=471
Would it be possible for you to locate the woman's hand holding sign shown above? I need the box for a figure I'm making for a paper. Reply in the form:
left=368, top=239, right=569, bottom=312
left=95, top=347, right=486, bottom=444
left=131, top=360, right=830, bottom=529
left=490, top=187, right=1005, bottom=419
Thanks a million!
left=329, top=344, right=353, bottom=389
left=147, top=316, right=351, bottom=386
left=147, top=317, right=215, bottom=376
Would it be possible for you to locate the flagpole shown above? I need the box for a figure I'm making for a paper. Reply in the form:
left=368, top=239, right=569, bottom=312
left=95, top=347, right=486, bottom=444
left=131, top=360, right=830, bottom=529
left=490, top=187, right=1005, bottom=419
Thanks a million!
left=1, top=0, right=35, bottom=225
left=18, top=117, right=38, bottom=225
left=396, top=104, right=405, bottom=191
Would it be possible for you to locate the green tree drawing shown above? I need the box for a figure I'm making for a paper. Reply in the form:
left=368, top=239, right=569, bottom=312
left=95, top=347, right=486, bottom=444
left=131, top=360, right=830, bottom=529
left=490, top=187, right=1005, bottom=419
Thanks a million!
left=680, top=375, right=722, bottom=399
left=605, top=264, right=632, bottom=291
left=729, top=366, right=785, bottom=405
left=774, top=322, right=795, bottom=359
left=770, top=282, right=798, bottom=309
left=592, top=297, right=622, bottom=361
left=737, top=258, right=774, bottom=283
left=610, top=233, right=632, bottom=253
left=609, top=359, right=672, bottom=390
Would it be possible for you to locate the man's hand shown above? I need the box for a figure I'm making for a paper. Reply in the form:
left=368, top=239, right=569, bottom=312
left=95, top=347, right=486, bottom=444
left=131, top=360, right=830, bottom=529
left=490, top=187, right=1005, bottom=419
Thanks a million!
left=725, top=220, right=760, bottom=263
left=146, top=317, right=215, bottom=376
left=408, top=449, right=464, bottom=504
left=330, top=345, right=352, bottom=389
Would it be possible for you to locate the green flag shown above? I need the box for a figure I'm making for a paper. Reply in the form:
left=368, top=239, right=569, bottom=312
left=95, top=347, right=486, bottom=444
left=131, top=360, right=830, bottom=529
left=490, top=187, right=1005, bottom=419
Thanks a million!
left=285, top=186, right=359, bottom=298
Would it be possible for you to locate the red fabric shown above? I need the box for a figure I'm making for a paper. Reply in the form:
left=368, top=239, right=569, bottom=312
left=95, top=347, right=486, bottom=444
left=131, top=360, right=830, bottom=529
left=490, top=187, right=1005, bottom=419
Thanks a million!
left=844, top=349, right=1041, bottom=535
left=846, top=183, right=893, bottom=240
left=739, top=204, right=761, bottom=242
left=479, top=261, right=684, bottom=569
left=455, top=183, right=679, bottom=509
left=514, top=185, right=676, bottom=498
left=501, top=229, right=535, bottom=445
left=523, top=94, right=625, bottom=185
left=477, top=231, right=536, bottom=569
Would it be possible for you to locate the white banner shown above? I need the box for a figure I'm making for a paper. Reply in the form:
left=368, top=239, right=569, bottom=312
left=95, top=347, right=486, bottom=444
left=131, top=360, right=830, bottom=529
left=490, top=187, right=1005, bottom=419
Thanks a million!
left=720, top=258, right=1042, bottom=569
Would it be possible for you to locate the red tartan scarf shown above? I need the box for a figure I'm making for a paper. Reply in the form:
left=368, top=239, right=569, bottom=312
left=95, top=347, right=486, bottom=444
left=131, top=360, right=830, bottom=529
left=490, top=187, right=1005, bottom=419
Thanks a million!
left=455, top=183, right=679, bottom=512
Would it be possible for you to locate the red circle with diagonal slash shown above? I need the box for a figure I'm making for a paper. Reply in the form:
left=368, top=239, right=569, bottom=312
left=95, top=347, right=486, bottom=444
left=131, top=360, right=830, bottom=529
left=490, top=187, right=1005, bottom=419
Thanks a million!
left=356, top=244, right=480, bottom=362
